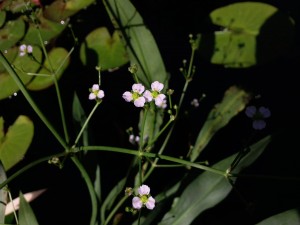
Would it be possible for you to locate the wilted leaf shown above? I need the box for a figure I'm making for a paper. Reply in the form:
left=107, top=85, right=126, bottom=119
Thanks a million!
left=159, top=135, right=271, bottom=225
left=0, top=115, right=34, bottom=171
left=190, top=86, right=250, bottom=162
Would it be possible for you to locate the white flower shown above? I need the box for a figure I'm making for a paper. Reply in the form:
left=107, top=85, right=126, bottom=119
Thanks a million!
left=19, top=44, right=33, bottom=56
left=89, top=84, right=105, bottom=101
left=191, top=98, right=199, bottom=108
left=143, top=90, right=153, bottom=102
left=122, top=91, right=133, bottom=102
left=132, top=83, right=145, bottom=94
left=134, top=96, right=146, bottom=107
left=132, top=185, right=155, bottom=210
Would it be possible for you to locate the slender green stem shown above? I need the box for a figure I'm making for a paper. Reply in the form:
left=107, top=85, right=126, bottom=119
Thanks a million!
left=81, top=146, right=227, bottom=176
left=74, top=102, right=100, bottom=146
left=103, top=195, right=128, bottom=225
left=0, top=51, right=68, bottom=150
left=37, top=29, right=70, bottom=145
left=0, top=152, right=66, bottom=189
left=71, top=156, right=98, bottom=225
left=139, top=108, right=148, bottom=150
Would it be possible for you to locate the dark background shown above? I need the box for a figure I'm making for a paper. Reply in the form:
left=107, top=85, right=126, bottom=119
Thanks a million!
left=1, top=0, right=300, bottom=224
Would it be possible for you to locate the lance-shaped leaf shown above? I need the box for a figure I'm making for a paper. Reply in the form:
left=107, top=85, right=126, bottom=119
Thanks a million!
left=0, top=19, right=25, bottom=51
left=256, top=208, right=300, bottom=225
left=18, top=192, right=39, bottom=225
left=80, top=27, right=129, bottom=71
left=27, top=47, right=70, bottom=90
left=190, top=86, right=250, bottom=162
left=103, top=0, right=169, bottom=87
left=159, top=135, right=271, bottom=225
left=0, top=46, right=42, bottom=100
left=0, top=116, right=34, bottom=171
left=198, top=2, right=294, bottom=68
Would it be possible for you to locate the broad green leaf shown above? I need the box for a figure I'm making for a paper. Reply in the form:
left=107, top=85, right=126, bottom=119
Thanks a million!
left=0, top=19, right=25, bottom=51
left=44, top=0, right=95, bottom=22
left=0, top=11, right=5, bottom=27
left=18, top=192, right=39, bottom=225
left=190, top=86, right=250, bottom=162
left=0, top=116, right=34, bottom=171
left=201, top=2, right=294, bottom=68
left=0, top=46, right=42, bottom=100
left=80, top=27, right=129, bottom=71
left=27, top=47, right=70, bottom=90
left=23, top=12, right=68, bottom=46
left=0, top=47, right=18, bottom=73
left=0, top=162, right=7, bottom=223
left=159, top=135, right=271, bottom=225
left=256, top=208, right=300, bottom=225
left=103, top=0, right=169, bottom=87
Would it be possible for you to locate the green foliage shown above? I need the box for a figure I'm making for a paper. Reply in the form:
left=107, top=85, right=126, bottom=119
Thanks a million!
left=0, top=162, right=7, bottom=224
left=0, top=46, right=42, bottom=99
left=80, top=27, right=129, bottom=70
left=0, top=116, right=34, bottom=171
left=0, top=19, right=25, bottom=51
left=159, top=135, right=271, bottom=225
left=27, top=47, right=70, bottom=90
left=0, top=11, right=6, bottom=27
left=190, top=85, right=251, bottom=162
left=18, top=192, right=39, bottom=225
left=103, top=0, right=169, bottom=88
left=199, top=2, right=294, bottom=67
left=256, top=208, right=300, bottom=225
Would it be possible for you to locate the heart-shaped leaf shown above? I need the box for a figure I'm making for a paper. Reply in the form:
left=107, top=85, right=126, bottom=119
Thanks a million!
left=0, top=18, right=25, bottom=51
left=80, top=27, right=129, bottom=71
left=27, top=47, right=70, bottom=90
left=0, top=45, right=42, bottom=100
left=0, top=115, right=34, bottom=171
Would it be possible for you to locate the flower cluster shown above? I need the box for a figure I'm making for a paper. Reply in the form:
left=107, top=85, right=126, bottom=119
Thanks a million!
left=245, top=105, right=271, bottom=130
left=89, top=84, right=105, bottom=101
left=122, top=81, right=167, bottom=108
left=19, top=44, right=33, bottom=56
left=132, top=185, right=155, bottom=210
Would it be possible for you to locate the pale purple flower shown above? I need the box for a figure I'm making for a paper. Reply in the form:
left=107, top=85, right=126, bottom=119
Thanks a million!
left=122, top=91, right=133, bottom=102
left=245, top=106, right=271, bottom=130
left=151, top=81, right=164, bottom=92
left=143, top=90, right=153, bottom=102
left=19, top=44, right=33, bottom=56
left=154, top=94, right=167, bottom=108
left=134, top=96, right=146, bottom=107
left=89, top=84, right=105, bottom=101
left=129, top=134, right=140, bottom=145
left=122, top=83, right=146, bottom=107
left=191, top=98, right=200, bottom=107
left=132, top=185, right=155, bottom=210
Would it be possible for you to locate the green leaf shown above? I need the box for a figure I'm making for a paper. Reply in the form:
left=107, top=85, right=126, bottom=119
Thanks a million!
left=103, top=0, right=169, bottom=87
left=23, top=12, right=68, bottom=46
left=44, top=0, right=95, bottom=22
left=190, top=86, right=250, bottom=162
left=100, top=178, right=126, bottom=223
left=256, top=208, right=300, bottom=225
left=159, top=135, right=271, bottom=225
left=0, top=46, right=42, bottom=100
left=0, top=19, right=25, bottom=51
left=0, top=11, right=5, bottom=27
left=0, top=162, right=7, bottom=223
left=18, top=192, right=39, bottom=225
left=27, top=47, right=70, bottom=90
left=0, top=47, right=18, bottom=74
left=80, top=27, right=129, bottom=71
left=201, top=2, right=294, bottom=68
left=0, top=115, right=34, bottom=171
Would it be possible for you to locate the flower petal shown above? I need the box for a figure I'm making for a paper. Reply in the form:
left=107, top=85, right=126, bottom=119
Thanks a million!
left=253, top=120, right=266, bottom=130
left=122, top=92, right=133, bottom=102
left=259, top=106, right=271, bottom=118
left=92, top=84, right=100, bottom=91
left=245, top=106, right=257, bottom=118
left=132, top=83, right=145, bottom=94
left=143, top=90, right=153, bottom=102
left=97, top=90, right=105, bottom=99
left=132, top=197, right=143, bottom=209
left=146, top=196, right=155, bottom=210
left=138, top=185, right=150, bottom=195
left=89, top=93, right=96, bottom=100
left=151, top=81, right=164, bottom=92
left=134, top=97, right=145, bottom=107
